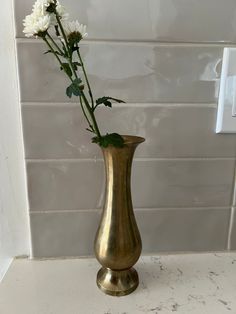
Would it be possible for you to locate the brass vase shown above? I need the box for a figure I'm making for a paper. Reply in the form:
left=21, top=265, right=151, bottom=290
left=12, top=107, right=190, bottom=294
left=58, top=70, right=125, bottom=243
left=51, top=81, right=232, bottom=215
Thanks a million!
left=94, top=135, right=145, bottom=296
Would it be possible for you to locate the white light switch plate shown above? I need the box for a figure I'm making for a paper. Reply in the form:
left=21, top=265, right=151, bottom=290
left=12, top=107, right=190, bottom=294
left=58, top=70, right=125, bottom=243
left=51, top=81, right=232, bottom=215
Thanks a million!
left=216, top=48, right=236, bottom=133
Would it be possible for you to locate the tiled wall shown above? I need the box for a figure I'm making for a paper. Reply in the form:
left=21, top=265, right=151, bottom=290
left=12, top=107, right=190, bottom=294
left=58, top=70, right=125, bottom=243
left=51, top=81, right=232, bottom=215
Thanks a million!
left=15, top=0, right=236, bottom=258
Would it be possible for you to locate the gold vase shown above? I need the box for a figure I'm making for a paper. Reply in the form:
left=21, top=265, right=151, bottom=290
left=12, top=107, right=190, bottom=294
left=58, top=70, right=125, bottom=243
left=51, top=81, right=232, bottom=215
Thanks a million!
left=94, top=135, right=145, bottom=296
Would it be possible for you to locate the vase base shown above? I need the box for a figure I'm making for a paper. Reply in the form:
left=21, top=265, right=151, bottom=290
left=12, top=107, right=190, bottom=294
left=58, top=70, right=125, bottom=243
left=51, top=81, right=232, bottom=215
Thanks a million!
left=96, top=267, right=139, bottom=296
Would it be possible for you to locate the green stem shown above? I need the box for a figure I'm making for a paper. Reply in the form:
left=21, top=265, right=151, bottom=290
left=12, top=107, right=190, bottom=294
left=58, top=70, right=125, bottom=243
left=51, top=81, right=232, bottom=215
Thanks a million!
left=66, top=48, right=101, bottom=138
left=45, top=18, right=102, bottom=140
left=55, top=13, right=69, bottom=51
left=43, top=36, right=66, bottom=71
left=79, top=96, right=94, bottom=132
left=81, top=92, right=101, bottom=138
left=46, top=32, right=64, bottom=55
left=77, top=47, right=94, bottom=108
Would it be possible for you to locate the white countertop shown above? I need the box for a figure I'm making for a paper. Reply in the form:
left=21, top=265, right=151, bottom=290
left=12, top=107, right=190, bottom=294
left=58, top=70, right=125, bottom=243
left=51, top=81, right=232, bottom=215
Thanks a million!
left=0, top=253, right=236, bottom=314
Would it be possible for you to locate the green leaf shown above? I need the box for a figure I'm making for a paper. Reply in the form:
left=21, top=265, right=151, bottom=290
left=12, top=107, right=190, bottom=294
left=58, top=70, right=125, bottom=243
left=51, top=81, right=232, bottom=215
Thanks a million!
left=44, top=50, right=52, bottom=54
left=60, top=63, right=72, bottom=77
left=92, top=133, right=124, bottom=148
left=95, top=96, right=125, bottom=109
left=66, top=78, right=82, bottom=98
left=103, top=100, right=112, bottom=107
left=44, top=50, right=60, bottom=55
left=72, top=46, right=79, bottom=52
left=66, top=85, right=73, bottom=98
left=72, top=62, right=81, bottom=71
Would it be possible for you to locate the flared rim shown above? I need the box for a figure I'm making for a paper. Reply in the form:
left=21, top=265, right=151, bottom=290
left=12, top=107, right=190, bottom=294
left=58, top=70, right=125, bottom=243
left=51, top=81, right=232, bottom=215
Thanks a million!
left=122, top=135, right=145, bottom=145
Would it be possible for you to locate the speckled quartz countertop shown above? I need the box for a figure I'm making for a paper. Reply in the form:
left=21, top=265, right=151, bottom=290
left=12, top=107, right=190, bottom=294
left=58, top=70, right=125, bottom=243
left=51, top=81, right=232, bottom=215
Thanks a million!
left=0, top=253, right=236, bottom=314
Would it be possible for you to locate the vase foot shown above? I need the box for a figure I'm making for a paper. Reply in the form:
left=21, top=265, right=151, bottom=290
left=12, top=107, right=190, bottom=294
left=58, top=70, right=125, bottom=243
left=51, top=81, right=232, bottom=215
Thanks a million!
left=96, top=267, right=139, bottom=296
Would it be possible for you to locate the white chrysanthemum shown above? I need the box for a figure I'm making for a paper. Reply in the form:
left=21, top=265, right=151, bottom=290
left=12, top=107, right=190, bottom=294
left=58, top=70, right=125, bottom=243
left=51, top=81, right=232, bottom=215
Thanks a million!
left=32, top=0, right=55, bottom=16
left=63, top=20, right=88, bottom=39
left=35, top=0, right=55, bottom=9
left=23, top=13, right=51, bottom=37
left=56, top=4, right=69, bottom=20
left=23, top=0, right=69, bottom=37
left=32, top=0, right=68, bottom=20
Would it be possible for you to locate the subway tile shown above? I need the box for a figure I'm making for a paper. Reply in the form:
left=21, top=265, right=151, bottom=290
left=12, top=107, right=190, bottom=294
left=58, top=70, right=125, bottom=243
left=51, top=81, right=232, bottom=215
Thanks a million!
left=136, top=208, right=230, bottom=253
left=26, top=161, right=104, bottom=211
left=30, top=208, right=230, bottom=258
left=15, top=0, right=236, bottom=43
left=27, top=159, right=235, bottom=211
left=22, top=105, right=101, bottom=159
left=133, top=160, right=235, bottom=208
left=22, top=105, right=236, bottom=159
left=230, top=208, right=236, bottom=250
left=30, top=211, right=101, bottom=257
left=17, top=41, right=223, bottom=103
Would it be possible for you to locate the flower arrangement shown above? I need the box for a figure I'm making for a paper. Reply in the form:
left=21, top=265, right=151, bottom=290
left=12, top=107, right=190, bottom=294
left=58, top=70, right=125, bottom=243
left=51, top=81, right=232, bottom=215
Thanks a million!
left=23, top=0, right=125, bottom=147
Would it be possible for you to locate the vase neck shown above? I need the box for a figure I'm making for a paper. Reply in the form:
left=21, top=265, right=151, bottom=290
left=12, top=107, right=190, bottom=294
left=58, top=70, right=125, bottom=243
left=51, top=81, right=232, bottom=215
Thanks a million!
left=101, top=137, right=144, bottom=213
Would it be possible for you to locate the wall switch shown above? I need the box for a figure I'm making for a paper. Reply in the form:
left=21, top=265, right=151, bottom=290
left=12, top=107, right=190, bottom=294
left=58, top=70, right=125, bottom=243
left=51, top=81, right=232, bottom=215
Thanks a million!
left=216, top=48, right=236, bottom=133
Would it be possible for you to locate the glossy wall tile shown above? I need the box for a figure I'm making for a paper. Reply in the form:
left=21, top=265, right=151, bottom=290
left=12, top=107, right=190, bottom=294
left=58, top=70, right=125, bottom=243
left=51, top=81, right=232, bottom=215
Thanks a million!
left=137, top=208, right=230, bottom=253
left=30, top=208, right=230, bottom=257
left=17, top=41, right=223, bottom=103
left=27, top=159, right=235, bottom=211
left=133, top=160, right=235, bottom=208
left=22, top=104, right=236, bottom=159
left=15, top=0, right=236, bottom=43
left=30, top=211, right=101, bottom=257
left=27, top=161, right=104, bottom=211
left=14, top=0, right=236, bottom=256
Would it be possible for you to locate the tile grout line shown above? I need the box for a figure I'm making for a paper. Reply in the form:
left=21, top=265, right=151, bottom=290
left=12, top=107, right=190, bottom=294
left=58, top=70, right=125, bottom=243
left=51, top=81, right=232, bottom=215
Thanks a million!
left=25, top=157, right=236, bottom=162
left=15, top=37, right=236, bottom=47
left=29, top=207, right=231, bottom=214
left=21, top=102, right=217, bottom=108
left=227, top=159, right=236, bottom=250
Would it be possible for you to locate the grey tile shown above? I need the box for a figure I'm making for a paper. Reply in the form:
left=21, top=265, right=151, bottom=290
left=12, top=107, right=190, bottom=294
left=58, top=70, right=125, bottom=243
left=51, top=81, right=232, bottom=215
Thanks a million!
left=133, top=159, right=235, bottom=208
left=22, top=104, right=236, bottom=159
left=27, top=159, right=235, bottom=211
left=30, top=211, right=101, bottom=257
left=27, top=160, right=104, bottom=211
left=136, top=208, right=230, bottom=253
left=17, top=41, right=223, bottom=103
left=30, top=208, right=230, bottom=258
left=15, top=0, right=236, bottom=43
left=22, top=105, right=101, bottom=159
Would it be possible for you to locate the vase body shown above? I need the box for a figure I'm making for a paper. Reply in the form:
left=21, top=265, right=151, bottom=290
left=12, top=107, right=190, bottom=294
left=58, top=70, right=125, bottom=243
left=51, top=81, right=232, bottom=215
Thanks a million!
left=94, top=135, right=145, bottom=296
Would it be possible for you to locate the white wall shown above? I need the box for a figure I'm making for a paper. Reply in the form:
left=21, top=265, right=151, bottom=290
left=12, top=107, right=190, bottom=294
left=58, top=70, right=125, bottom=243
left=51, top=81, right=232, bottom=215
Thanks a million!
left=0, top=0, right=30, bottom=281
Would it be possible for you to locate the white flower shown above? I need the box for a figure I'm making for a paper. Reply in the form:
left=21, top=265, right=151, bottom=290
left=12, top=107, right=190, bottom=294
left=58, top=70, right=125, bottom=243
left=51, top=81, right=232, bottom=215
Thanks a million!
left=56, top=4, right=69, bottom=20
left=23, top=13, right=51, bottom=37
left=23, top=0, right=69, bottom=37
left=32, top=0, right=68, bottom=20
left=63, top=20, right=88, bottom=39
left=23, top=0, right=54, bottom=37
left=32, top=0, right=55, bottom=16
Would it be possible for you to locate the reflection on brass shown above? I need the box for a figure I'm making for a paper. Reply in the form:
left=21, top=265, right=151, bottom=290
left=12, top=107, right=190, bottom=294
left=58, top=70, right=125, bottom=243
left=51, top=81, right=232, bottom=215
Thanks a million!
left=94, top=135, right=145, bottom=296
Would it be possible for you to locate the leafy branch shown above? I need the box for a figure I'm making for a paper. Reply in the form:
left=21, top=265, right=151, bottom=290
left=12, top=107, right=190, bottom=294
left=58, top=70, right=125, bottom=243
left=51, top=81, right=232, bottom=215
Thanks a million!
left=39, top=3, right=125, bottom=147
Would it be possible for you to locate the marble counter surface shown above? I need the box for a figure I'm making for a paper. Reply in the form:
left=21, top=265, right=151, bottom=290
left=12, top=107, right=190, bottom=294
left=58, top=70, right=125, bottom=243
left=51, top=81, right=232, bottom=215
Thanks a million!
left=0, top=253, right=236, bottom=314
